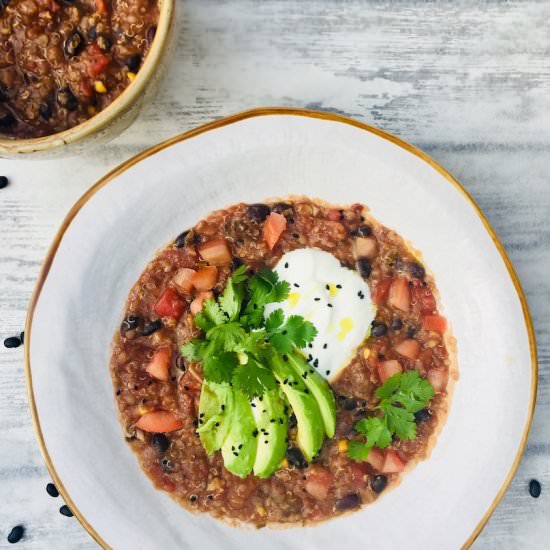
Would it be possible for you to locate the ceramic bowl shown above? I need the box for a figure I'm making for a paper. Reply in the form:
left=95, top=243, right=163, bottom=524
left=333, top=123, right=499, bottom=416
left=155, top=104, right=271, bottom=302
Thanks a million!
left=26, top=109, right=537, bottom=549
left=0, top=0, right=175, bottom=159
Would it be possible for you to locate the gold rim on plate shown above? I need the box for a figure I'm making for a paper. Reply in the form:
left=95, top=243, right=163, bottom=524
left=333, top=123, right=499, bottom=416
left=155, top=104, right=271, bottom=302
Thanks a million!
left=24, top=107, right=538, bottom=549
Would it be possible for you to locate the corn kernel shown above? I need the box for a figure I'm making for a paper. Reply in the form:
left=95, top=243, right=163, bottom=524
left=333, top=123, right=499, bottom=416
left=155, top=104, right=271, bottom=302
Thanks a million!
left=138, top=404, right=152, bottom=415
left=280, top=458, right=289, bottom=469
left=338, top=439, right=349, bottom=453
left=87, top=105, right=96, bottom=116
left=94, top=81, right=107, bottom=93
left=427, top=339, right=438, bottom=348
left=256, top=505, right=267, bottom=517
left=127, top=71, right=136, bottom=82
left=363, top=348, right=371, bottom=360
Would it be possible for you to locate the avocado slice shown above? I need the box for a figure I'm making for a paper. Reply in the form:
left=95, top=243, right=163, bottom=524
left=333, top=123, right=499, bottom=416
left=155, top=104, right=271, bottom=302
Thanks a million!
left=251, top=389, right=288, bottom=478
left=287, top=351, right=336, bottom=438
left=221, top=389, right=258, bottom=477
left=269, top=354, right=324, bottom=461
left=196, top=381, right=233, bottom=455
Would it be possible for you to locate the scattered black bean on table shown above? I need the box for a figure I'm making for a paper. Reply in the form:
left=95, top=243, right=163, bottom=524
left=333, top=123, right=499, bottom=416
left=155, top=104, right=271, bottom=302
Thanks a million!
left=7, top=525, right=24, bottom=544
left=3, top=336, right=21, bottom=349
left=0, top=175, right=9, bottom=189
left=59, top=505, right=73, bottom=517
left=46, top=482, right=59, bottom=498
left=529, top=479, right=542, bottom=498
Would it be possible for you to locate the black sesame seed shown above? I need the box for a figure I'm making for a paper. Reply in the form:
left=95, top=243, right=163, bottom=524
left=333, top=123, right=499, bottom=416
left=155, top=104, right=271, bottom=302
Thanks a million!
left=323, top=343, right=328, bottom=349
left=327, top=303, right=333, bottom=308
left=284, top=262, right=289, bottom=268
left=7, top=525, right=24, bottom=544
left=529, top=479, right=542, bottom=498
left=313, top=359, right=319, bottom=367
left=46, top=482, right=59, bottom=497
left=293, top=283, right=300, bottom=288
left=325, top=370, right=330, bottom=375
left=371, top=475, right=388, bottom=494
left=314, top=297, right=320, bottom=301
left=251, top=402, right=256, bottom=407
left=238, top=444, right=243, bottom=449
left=336, top=284, right=342, bottom=289
left=264, top=440, right=269, bottom=444
left=0, top=175, right=9, bottom=189
left=174, top=230, right=190, bottom=248
left=3, top=336, right=21, bottom=349
left=214, top=422, right=220, bottom=427
left=279, top=418, right=284, bottom=424
left=59, top=505, right=73, bottom=517
left=142, top=319, right=162, bottom=336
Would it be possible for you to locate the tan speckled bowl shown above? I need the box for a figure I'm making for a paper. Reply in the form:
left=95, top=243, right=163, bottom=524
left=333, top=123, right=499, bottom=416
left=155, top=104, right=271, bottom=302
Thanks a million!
left=0, top=0, right=175, bottom=159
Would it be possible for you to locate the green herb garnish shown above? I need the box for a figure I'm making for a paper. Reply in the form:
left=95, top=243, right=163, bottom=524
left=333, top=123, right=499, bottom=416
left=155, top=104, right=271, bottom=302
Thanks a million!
left=348, top=371, right=434, bottom=462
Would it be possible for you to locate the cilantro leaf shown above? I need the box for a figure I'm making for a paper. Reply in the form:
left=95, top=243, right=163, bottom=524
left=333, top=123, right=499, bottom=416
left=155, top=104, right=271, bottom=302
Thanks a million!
left=232, top=360, right=277, bottom=399
left=348, top=371, right=434, bottom=463
left=265, top=308, right=284, bottom=331
left=202, top=352, right=238, bottom=384
left=219, top=265, right=247, bottom=321
left=206, top=323, right=247, bottom=353
left=268, top=314, right=318, bottom=353
left=243, top=269, right=290, bottom=328
left=180, top=339, right=205, bottom=361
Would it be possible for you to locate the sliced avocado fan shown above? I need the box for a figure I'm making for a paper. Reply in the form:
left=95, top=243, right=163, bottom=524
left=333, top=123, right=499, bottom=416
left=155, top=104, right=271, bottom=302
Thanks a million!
left=269, top=353, right=324, bottom=462
left=196, top=381, right=233, bottom=454
left=251, top=389, right=288, bottom=478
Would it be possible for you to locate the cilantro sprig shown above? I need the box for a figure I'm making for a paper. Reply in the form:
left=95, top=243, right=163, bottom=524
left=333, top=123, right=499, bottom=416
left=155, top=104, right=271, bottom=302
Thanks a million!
left=180, top=265, right=318, bottom=399
left=348, top=371, right=434, bottom=462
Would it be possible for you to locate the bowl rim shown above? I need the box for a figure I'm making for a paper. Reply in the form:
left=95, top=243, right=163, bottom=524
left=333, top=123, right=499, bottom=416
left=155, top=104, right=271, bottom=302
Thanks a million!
left=0, top=0, right=175, bottom=155
left=24, top=107, right=538, bottom=549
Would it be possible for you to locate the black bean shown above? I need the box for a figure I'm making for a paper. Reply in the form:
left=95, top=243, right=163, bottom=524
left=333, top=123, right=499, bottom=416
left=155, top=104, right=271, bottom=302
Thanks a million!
left=46, top=482, right=59, bottom=497
left=0, top=175, right=9, bottom=189
left=406, top=325, right=418, bottom=338
left=59, top=505, right=73, bottom=517
left=142, top=319, right=162, bottom=336
left=286, top=447, right=308, bottom=469
left=414, top=408, right=432, bottom=423
left=371, top=322, right=388, bottom=338
left=335, top=493, right=361, bottom=511
left=3, top=336, right=21, bottom=349
left=120, top=315, right=141, bottom=335
left=0, top=109, right=15, bottom=127
left=356, top=225, right=372, bottom=237
left=409, top=261, right=425, bottom=279
left=146, top=25, right=157, bottom=43
left=151, top=433, right=171, bottom=454
left=357, top=258, right=372, bottom=279
left=96, top=34, right=112, bottom=52
left=339, top=396, right=357, bottom=411
left=271, top=202, right=294, bottom=217
left=174, top=230, right=190, bottom=248
left=161, top=458, right=174, bottom=472
left=57, top=88, right=78, bottom=111
left=125, top=54, right=142, bottom=73
left=529, top=479, right=542, bottom=498
left=371, top=475, right=388, bottom=494
left=87, top=27, right=98, bottom=40
left=231, top=257, right=243, bottom=270
left=39, top=102, right=52, bottom=120
left=64, top=31, right=84, bottom=57
left=391, top=318, right=403, bottom=331
left=246, top=203, right=271, bottom=222
left=7, top=525, right=24, bottom=544
left=0, top=82, right=8, bottom=102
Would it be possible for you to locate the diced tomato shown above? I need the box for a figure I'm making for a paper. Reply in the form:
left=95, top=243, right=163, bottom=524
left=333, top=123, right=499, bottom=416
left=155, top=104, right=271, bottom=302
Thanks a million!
left=388, top=278, right=410, bottom=312
left=198, top=239, right=232, bottom=265
left=378, top=360, right=402, bottom=383
left=154, top=288, right=186, bottom=319
left=190, top=290, right=214, bottom=315
left=263, top=212, right=287, bottom=250
left=395, top=339, right=420, bottom=360
left=85, top=44, right=110, bottom=78
left=49, top=0, right=60, bottom=12
left=95, top=0, right=109, bottom=15
left=427, top=368, right=448, bottom=393
left=305, top=466, right=333, bottom=500
left=353, top=237, right=377, bottom=260
left=422, top=314, right=447, bottom=333
left=382, top=450, right=405, bottom=473
left=412, top=286, right=437, bottom=314
left=146, top=348, right=172, bottom=382
left=135, top=410, right=183, bottom=433
left=172, top=267, right=196, bottom=294
left=191, top=266, right=218, bottom=291
left=366, top=447, right=385, bottom=471
left=326, top=209, right=341, bottom=222
left=373, top=277, right=392, bottom=305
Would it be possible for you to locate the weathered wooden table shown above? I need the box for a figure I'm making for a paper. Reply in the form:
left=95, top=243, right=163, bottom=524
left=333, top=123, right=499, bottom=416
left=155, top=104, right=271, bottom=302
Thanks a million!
left=1, top=1, right=548, bottom=548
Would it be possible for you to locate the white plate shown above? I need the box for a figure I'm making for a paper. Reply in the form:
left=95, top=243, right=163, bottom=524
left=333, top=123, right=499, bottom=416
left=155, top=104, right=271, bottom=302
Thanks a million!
left=26, top=109, right=537, bottom=550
